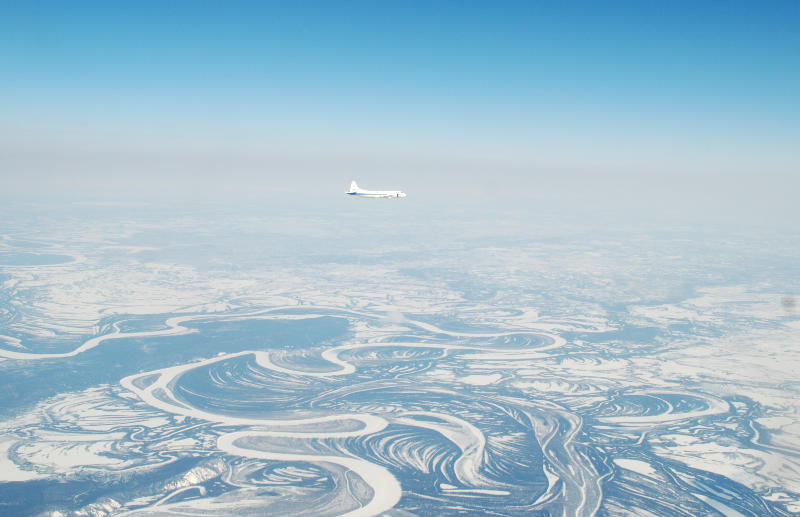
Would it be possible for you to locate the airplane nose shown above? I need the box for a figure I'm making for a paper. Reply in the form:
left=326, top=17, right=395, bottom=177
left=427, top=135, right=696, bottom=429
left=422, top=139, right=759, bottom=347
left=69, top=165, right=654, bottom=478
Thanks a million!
left=399, top=192, right=407, bottom=198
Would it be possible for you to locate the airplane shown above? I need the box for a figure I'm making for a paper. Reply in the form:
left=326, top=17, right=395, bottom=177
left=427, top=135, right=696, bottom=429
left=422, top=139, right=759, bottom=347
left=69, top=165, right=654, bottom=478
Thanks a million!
left=346, top=180, right=406, bottom=198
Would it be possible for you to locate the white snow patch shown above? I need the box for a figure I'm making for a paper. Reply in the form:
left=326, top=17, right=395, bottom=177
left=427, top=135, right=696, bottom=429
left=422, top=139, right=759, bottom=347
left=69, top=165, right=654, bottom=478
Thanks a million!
left=461, top=373, right=502, bottom=386
left=613, top=458, right=657, bottom=477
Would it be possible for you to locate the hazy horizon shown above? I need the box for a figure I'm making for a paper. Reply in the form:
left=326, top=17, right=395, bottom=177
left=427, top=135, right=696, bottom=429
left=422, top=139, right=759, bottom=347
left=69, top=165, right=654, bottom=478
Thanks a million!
left=2, top=1, right=798, bottom=222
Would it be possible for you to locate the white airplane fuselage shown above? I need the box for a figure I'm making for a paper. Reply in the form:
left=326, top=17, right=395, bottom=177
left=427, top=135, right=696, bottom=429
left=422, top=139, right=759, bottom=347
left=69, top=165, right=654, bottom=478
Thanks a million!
left=346, top=181, right=406, bottom=198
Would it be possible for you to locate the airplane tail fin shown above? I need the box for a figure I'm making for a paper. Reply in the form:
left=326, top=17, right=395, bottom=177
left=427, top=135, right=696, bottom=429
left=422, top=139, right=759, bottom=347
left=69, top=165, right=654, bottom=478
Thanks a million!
left=349, top=180, right=359, bottom=192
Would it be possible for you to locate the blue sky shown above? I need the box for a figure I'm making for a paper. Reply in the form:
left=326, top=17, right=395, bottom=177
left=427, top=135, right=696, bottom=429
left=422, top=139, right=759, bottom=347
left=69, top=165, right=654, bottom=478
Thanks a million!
left=1, top=1, right=798, bottom=202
